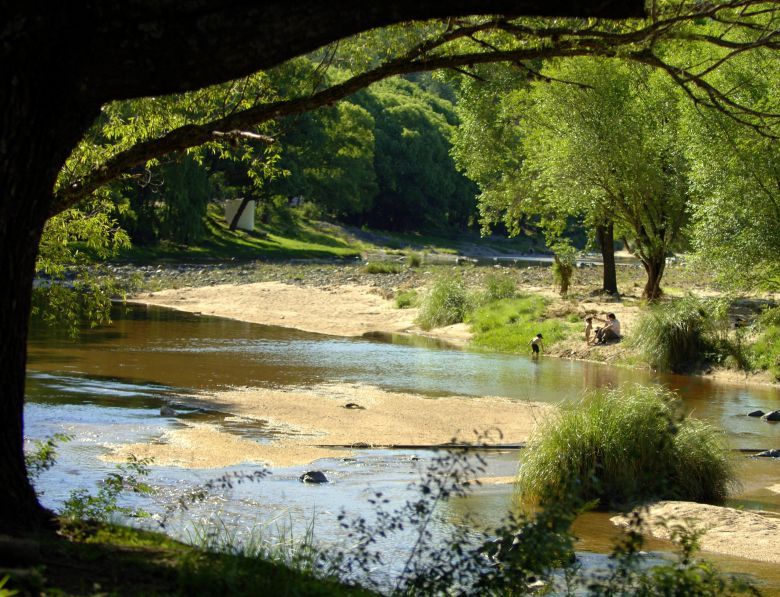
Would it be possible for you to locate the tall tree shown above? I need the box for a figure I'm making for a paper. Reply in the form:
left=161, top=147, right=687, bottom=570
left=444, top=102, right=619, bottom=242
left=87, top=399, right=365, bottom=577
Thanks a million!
left=457, top=58, right=691, bottom=299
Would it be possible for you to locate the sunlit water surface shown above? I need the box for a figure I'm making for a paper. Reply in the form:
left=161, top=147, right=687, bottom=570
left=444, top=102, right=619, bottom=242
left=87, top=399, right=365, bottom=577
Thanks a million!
left=25, top=304, right=780, bottom=592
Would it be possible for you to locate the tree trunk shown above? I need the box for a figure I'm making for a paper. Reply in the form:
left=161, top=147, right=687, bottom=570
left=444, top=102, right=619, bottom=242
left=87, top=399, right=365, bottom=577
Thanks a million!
left=229, top=197, right=253, bottom=231
left=0, top=67, right=99, bottom=534
left=641, top=254, right=666, bottom=301
left=596, top=222, right=618, bottom=295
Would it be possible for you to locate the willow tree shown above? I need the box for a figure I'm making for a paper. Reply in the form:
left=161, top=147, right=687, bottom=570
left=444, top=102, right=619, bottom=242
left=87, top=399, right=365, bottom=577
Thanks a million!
left=4, top=1, right=779, bottom=534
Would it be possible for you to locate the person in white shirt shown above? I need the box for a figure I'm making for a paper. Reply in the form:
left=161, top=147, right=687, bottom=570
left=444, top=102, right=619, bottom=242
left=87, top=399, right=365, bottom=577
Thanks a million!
left=595, top=313, right=621, bottom=343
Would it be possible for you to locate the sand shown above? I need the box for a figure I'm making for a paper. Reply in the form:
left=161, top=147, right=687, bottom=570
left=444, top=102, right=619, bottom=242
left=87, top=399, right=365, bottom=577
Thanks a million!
left=105, top=382, right=551, bottom=468
left=612, top=501, right=780, bottom=564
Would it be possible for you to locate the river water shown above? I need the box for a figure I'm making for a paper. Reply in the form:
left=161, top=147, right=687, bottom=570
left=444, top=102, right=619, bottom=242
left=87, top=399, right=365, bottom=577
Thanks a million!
left=25, top=303, right=780, bottom=592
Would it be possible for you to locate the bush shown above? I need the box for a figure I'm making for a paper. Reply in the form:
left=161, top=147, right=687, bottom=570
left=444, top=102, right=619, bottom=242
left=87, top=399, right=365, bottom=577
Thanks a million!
left=364, top=261, right=401, bottom=274
left=395, top=290, right=418, bottom=309
left=416, top=274, right=472, bottom=330
left=481, top=272, right=517, bottom=303
left=630, top=297, right=727, bottom=372
left=516, top=385, right=736, bottom=509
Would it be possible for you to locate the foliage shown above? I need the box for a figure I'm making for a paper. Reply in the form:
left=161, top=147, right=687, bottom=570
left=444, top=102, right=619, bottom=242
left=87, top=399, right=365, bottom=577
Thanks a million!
left=395, top=289, right=418, bottom=309
left=61, top=456, right=155, bottom=522
left=454, top=57, right=690, bottom=300
left=416, top=273, right=472, bottom=330
left=685, top=43, right=780, bottom=291
left=25, top=433, right=72, bottom=484
left=630, top=296, right=731, bottom=372
left=468, top=295, right=570, bottom=353
left=0, top=576, right=18, bottom=597
left=33, top=200, right=130, bottom=335
left=363, top=261, right=401, bottom=274
left=517, top=385, right=736, bottom=509
left=749, top=306, right=780, bottom=380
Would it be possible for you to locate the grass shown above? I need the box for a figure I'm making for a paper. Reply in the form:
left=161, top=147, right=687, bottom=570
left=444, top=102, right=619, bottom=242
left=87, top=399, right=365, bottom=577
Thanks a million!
left=468, top=295, right=572, bottom=353
left=395, top=289, right=418, bottom=309
left=630, top=296, right=727, bottom=373
left=516, top=385, right=736, bottom=509
left=364, top=261, right=402, bottom=274
left=416, top=274, right=471, bottom=330
left=3, top=521, right=369, bottom=596
left=116, top=205, right=364, bottom=263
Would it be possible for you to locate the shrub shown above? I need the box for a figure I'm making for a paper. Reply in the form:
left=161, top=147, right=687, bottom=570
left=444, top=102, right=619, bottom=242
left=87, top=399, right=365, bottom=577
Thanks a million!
left=395, top=290, right=418, bottom=309
left=364, top=261, right=401, bottom=274
left=416, top=274, right=472, bottom=330
left=516, top=385, right=736, bottom=509
left=482, top=272, right=517, bottom=303
left=406, top=252, right=423, bottom=268
left=630, top=297, right=727, bottom=372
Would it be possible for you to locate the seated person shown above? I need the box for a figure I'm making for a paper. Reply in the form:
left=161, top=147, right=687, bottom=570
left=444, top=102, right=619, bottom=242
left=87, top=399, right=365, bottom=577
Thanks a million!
left=595, top=313, right=621, bottom=344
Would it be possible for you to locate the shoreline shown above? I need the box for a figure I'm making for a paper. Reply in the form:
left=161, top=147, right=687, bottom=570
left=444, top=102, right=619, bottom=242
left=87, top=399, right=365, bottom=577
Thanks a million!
left=129, top=280, right=778, bottom=389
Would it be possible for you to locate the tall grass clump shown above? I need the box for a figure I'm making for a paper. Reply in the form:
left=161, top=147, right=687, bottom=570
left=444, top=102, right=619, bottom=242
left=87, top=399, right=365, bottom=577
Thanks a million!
left=630, top=296, right=726, bottom=372
left=395, top=289, right=418, bottom=309
left=416, top=274, right=471, bottom=330
left=406, top=252, right=423, bottom=268
left=517, top=385, right=735, bottom=509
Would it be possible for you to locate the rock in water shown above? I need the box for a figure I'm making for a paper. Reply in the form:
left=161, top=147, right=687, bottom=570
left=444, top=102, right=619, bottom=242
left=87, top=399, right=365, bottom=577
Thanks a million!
left=300, top=471, right=328, bottom=484
left=762, top=410, right=780, bottom=422
left=160, top=405, right=177, bottom=417
left=748, top=410, right=765, bottom=417
left=755, top=449, right=780, bottom=458
left=343, top=402, right=365, bottom=410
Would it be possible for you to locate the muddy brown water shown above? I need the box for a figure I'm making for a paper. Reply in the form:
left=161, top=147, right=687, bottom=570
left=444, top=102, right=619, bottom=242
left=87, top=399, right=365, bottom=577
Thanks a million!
left=25, top=303, right=780, bottom=592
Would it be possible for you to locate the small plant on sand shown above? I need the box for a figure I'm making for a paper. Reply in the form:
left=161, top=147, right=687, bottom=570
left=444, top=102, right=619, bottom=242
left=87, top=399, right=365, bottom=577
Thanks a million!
left=416, top=273, right=472, bottom=330
left=630, top=296, right=728, bottom=372
left=364, top=261, right=401, bottom=274
left=516, top=385, right=736, bottom=509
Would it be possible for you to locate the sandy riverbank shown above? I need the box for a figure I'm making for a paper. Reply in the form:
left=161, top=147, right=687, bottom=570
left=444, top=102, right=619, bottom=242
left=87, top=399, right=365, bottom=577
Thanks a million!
left=105, top=382, right=552, bottom=468
left=131, top=280, right=472, bottom=346
left=612, top=501, right=780, bottom=564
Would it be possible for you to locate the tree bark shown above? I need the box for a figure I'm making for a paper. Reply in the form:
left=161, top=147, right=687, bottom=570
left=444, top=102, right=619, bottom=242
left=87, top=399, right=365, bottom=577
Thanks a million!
left=596, top=222, right=618, bottom=295
left=641, top=254, right=666, bottom=301
left=0, top=61, right=100, bottom=534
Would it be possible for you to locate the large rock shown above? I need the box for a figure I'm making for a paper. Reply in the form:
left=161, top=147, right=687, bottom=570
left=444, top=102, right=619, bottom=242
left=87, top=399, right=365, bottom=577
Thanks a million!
left=755, top=449, right=780, bottom=458
left=748, top=410, right=765, bottom=418
left=299, top=471, right=329, bottom=484
left=762, top=410, right=780, bottom=422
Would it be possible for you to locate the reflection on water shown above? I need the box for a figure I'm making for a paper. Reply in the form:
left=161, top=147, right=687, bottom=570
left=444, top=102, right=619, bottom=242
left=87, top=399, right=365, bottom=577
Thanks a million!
left=24, top=304, right=780, bottom=592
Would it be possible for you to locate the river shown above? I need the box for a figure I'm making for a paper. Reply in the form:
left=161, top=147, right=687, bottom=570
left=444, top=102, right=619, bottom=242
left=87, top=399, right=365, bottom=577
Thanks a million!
left=25, top=303, right=780, bottom=592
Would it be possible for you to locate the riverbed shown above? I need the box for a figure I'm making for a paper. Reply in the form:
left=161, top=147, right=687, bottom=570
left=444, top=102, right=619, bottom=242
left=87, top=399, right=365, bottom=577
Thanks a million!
left=25, top=303, right=780, bottom=592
